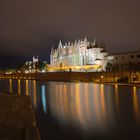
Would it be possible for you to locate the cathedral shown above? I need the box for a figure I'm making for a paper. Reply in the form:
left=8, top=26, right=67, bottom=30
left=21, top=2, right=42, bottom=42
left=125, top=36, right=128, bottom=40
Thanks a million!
left=50, top=37, right=108, bottom=71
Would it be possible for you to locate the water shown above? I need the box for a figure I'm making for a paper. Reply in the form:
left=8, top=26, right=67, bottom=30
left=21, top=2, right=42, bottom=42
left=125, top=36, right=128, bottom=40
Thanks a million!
left=0, top=79, right=140, bottom=139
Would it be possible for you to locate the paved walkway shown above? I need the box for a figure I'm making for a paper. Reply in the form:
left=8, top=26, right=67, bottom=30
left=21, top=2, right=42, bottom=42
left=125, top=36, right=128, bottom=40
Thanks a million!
left=0, top=93, right=40, bottom=140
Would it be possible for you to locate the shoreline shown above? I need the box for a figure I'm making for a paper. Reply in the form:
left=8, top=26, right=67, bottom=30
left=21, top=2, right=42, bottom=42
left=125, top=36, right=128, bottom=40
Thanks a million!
left=0, top=71, right=140, bottom=87
left=104, top=82, right=140, bottom=87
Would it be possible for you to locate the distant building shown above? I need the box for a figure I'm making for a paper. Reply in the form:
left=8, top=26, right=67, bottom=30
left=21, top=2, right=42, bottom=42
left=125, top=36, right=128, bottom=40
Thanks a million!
left=33, top=56, right=39, bottom=63
left=26, top=56, right=39, bottom=69
left=107, top=50, right=140, bottom=70
left=50, top=37, right=108, bottom=71
left=22, top=56, right=40, bottom=73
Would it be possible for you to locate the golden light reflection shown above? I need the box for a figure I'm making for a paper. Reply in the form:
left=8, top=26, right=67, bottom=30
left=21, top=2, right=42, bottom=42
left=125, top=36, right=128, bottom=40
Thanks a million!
left=100, top=84, right=106, bottom=121
left=9, top=79, right=12, bottom=93
left=33, top=80, right=37, bottom=108
left=25, top=80, right=29, bottom=95
left=85, top=83, right=90, bottom=121
left=75, top=83, right=85, bottom=124
left=133, top=86, right=140, bottom=122
left=70, top=83, right=73, bottom=97
left=63, top=84, right=69, bottom=120
left=115, top=84, right=120, bottom=114
left=70, top=84, right=75, bottom=118
left=63, top=84, right=67, bottom=94
left=48, top=83, right=115, bottom=133
left=93, top=84, right=101, bottom=124
left=18, top=79, right=21, bottom=94
left=58, top=85, right=63, bottom=116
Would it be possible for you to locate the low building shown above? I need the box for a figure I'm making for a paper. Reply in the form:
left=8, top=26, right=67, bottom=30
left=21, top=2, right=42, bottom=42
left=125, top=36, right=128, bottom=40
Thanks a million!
left=107, top=50, right=140, bottom=71
left=106, top=50, right=140, bottom=83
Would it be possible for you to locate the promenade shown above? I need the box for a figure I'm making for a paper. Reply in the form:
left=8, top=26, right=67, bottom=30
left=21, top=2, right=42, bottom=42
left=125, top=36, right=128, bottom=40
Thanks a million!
left=0, top=93, right=40, bottom=140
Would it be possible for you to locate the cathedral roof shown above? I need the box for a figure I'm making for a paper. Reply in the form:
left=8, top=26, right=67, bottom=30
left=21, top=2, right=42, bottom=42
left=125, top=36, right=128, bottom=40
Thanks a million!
left=51, top=46, right=54, bottom=54
left=95, top=58, right=103, bottom=61
left=101, top=49, right=107, bottom=53
left=87, top=42, right=98, bottom=49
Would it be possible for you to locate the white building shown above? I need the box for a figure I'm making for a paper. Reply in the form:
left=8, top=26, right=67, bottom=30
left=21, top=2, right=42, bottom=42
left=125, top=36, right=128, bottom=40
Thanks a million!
left=25, top=56, right=39, bottom=73
left=33, top=56, right=39, bottom=63
left=107, top=50, right=140, bottom=70
left=50, top=37, right=108, bottom=71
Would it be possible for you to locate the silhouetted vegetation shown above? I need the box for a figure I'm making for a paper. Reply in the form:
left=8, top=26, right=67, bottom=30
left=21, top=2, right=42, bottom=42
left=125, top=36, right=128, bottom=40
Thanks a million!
left=117, top=76, right=129, bottom=83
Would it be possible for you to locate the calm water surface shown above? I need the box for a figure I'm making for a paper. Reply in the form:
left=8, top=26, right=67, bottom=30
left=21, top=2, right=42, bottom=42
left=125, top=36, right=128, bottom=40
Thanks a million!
left=0, top=79, right=140, bottom=140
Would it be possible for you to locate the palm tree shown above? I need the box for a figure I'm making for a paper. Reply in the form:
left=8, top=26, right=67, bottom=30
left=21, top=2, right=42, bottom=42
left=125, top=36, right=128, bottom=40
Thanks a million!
left=128, top=62, right=133, bottom=83
left=106, top=62, right=112, bottom=82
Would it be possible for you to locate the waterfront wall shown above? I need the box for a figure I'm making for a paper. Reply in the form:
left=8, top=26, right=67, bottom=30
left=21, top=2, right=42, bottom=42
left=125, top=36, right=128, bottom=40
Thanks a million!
left=0, top=71, right=140, bottom=83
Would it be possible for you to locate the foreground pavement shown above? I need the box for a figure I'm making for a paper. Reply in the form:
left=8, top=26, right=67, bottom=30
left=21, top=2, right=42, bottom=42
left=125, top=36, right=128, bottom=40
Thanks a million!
left=0, top=93, right=40, bottom=140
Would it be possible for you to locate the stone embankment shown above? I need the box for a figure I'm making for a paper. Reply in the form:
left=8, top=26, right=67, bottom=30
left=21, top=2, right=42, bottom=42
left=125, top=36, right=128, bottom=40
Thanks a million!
left=0, top=72, right=106, bottom=82
left=0, top=71, right=140, bottom=83
left=0, top=94, right=40, bottom=140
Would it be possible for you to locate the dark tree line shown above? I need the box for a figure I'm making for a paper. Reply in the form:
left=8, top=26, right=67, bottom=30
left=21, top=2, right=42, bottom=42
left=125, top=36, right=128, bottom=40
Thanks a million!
left=17, top=61, right=48, bottom=73
left=106, top=62, right=140, bottom=83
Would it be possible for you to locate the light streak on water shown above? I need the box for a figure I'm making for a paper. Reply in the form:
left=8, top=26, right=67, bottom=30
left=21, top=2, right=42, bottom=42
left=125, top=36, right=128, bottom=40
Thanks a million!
left=9, top=79, right=12, bottom=93
left=42, top=85, right=47, bottom=114
left=133, top=86, right=140, bottom=122
left=25, top=80, right=29, bottom=95
left=18, top=79, right=21, bottom=94
left=33, top=80, right=37, bottom=108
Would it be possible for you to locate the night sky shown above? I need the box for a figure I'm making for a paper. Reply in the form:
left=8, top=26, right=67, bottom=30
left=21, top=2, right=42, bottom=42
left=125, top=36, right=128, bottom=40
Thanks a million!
left=0, top=0, right=140, bottom=68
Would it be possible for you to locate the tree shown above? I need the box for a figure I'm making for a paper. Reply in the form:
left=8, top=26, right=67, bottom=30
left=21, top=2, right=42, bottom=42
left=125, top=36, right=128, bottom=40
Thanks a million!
left=35, top=61, right=48, bottom=72
left=106, top=63, right=113, bottom=82
left=128, top=62, right=134, bottom=83
left=112, top=64, right=119, bottom=82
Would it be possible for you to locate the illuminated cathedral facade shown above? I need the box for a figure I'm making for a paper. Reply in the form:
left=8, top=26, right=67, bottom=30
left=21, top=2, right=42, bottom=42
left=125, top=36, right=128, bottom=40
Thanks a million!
left=50, top=37, right=108, bottom=71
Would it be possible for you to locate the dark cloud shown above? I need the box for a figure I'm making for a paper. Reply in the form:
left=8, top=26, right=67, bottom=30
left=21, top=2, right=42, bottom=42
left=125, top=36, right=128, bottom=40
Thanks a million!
left=0, top=0, right=140, bottom=67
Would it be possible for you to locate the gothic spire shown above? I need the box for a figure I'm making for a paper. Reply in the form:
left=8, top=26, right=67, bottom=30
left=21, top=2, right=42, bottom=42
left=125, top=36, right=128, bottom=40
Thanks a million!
left=51, top=45, right=54, bottom=54
left=84, top=36, right=87, bottom=42
left=93, top=38, right=97, bottom=46
left=74, top=40, right=77, bottom=45
left=58, top=40, right=63, bottom=48
left=78, top=39, right=80, bottom=43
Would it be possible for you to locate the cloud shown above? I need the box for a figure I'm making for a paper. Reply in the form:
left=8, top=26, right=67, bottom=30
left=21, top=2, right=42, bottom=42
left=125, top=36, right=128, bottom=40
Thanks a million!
left=0, top=0, right=140, bottom=67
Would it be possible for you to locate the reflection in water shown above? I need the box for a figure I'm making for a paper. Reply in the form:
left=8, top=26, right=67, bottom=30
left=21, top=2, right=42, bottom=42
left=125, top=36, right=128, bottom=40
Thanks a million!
left=25, top=80, right=29, bottom=95
left=133, top=86, right=140, bottom=122
left=41, top=85, right=47, bottom=114
left=63, top=84, right=68, bottom=120
left=18, top=79, right=21, bottom=94
left=84, top=83, right=90, bottom=123
left=9, top=79, right=12, bottom=93
left=49, top=83, right=115, bottom=134
left=115, top=84, right=120, bottom=114
left=100, top=84, right=106, bottom=125
left=33, top=80, right=37, bottom=108
left=93, top=84, right=100, bottom=126
left=2, top=80, right=140, bottom=138
left=75, top=83, right=84, bottom=127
